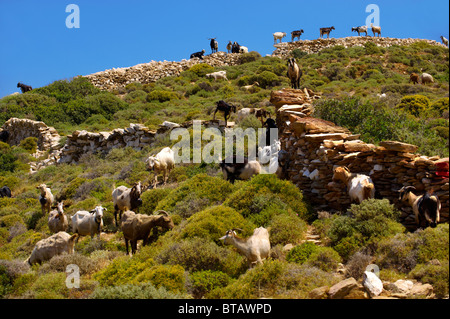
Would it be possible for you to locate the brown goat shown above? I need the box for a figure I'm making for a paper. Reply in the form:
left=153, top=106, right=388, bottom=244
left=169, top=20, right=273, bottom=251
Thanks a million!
left=409, top=73, right=419, bottom=85
left=120, top=210, right=174, bottom=255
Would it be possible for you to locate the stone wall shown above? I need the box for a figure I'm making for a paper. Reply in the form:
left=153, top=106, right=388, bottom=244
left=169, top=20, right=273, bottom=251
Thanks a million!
left=272, top=89, right=449, bottom=230
left=84, top=51, right=243, bottom=92
left=272, top=36, right=447, bottom=59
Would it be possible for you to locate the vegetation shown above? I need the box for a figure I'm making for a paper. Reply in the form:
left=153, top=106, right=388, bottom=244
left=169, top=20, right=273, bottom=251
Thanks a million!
left=0, top=40, right=448, bottom=299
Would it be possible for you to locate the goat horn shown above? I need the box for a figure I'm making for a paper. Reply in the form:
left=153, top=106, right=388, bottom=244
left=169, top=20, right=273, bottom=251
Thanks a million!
left=155, top=210, right=169, bottom=216
left=231, top=228, right=243, bottom=232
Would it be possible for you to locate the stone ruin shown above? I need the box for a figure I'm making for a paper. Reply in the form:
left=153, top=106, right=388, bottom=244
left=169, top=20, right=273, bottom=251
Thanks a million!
left=272, top=88, right=449, bottom=230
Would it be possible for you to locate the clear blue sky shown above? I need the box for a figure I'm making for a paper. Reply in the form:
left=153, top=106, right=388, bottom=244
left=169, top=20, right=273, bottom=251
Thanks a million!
left=0, top=0, right=448, bottom=98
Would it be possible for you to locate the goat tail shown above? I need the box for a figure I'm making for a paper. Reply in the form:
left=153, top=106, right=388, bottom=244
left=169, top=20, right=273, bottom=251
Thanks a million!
left=363, top=183, right=375, bottom=200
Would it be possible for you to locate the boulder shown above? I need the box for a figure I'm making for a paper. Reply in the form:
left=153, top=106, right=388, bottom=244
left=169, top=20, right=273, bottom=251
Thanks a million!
left=328, top=277, right=359, bottom=299
left=362, top=271, right=383, bottom=297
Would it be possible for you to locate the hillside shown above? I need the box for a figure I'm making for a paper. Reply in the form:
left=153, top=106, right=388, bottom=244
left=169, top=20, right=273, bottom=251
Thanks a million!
left=0, top=38, right=448, bottom=300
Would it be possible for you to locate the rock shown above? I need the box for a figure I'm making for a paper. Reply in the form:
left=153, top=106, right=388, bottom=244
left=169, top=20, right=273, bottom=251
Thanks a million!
left=410, top=283, right=434, bottom=298
left=328, top=277, right=358, bottom=299
left=309, top=286, right=329, bottom=299
left=379, top=141, right=418, bottom=153
left=387, top=279, right=414, bottom=294
left=362, top=271, right=383, bottom=297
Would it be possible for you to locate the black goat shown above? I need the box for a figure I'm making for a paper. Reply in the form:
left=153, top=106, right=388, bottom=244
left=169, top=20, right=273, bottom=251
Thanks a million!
left=263, top=118, right=278, bottom=146
left=319, top=26, right=335, bottom=39
left=231, top=42, right=240, bottom=53
left=0, top=186, right=12, bottom=198
left=220, top=156, right=261, bottom=184
left=399, top=186, right=441, bottom=229
left=17, top=82, right=32, bottom=93
left=291, top=30, right=304, bottom=42
left=209, top=38, right=218, bottom=53
left=213, top=100, right=236, bottom=126
left=351, top=26, right=368, bottom=36
left=0, top=130, right=9, bottom=143
left=190, top=49, right=206, bottom=60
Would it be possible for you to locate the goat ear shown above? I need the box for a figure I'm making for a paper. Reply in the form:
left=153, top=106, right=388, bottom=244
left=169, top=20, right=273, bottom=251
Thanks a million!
left=219, top=235, right=227, bottom=241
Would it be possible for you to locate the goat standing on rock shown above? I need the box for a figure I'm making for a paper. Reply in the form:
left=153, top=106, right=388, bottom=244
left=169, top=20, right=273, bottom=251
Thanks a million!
left=320, top=26, right=335, bottom=38
left=209, top=38, right=218, bottom=53
left=287, top=58, right=302, bottom=89
left=213, top=100, right=236, bottom=126
left=332, top=166, right=375, bottom=204
left=220, top=227, right=271, bottom=268
left=398, top=186, right=441, bottom=229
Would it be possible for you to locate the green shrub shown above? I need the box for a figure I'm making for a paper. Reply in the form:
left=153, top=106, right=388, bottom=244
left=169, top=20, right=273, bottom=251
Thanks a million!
left=28, top=272, right=69, bottom=299
left=0, top=265, right=13, bottom=298
left=147, top=90, right=179, bottom=102
left=188, top=63, right=215, bottom=77
left=409, top=261, right=449, bottom=298
left=254, top=71, right=280, bottom=89
left=239, top=51, right=262, bottom=64
left=431, top=97, right=449, bottom=114
left=396, top=95, right=431, bottom=116
left=132, top=264, right=186, bottom=292
left=19, top=137, right=38, bottom=154
left=189, top=270, right=231, bottom=299
left=90, top=282, right=186, bottom=299
left=286, top=242, right=319, bottom=264
left=269, top=213, right=307, bottom=246
left=305, top=246, right=342, bottom=272
left=140, top=188, right=172, bottom=215
left=181, top=205, right=255, bottom=243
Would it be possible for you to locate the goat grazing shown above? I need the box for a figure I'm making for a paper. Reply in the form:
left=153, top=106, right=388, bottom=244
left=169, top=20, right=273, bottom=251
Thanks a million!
left=420, top=72, right=434, bottom=85
left=112, top=182, right=143, bottom=226
left=371, top=23, right=381, bottom=37
left=71, top=205, right=106, bottom=239
left=273, top=32, right=287, bottom=44
left=26, top=231, right=78, bottom=265
left=0, top=186, right=12, bottom=198
left=206, top=70, right=228, bottom=81
left=398, top=186, right=441, bottom=229
left=352, top=26, right=368, bottom=36
left=226, top=41, right=233, bottom=53
left=220, top=227, right=270, bottom=268
left=213, top=100, right=236, bottom=126
left=291, top=30, right=304, bottom=42
left=146, top=147, right=175, bottom=188
left=287, top=57, right=302, bottom=89
left=209, top=38, right=218, bottom=53
left=48, top=202, right=68, bottom=234
left=410, top=73, right=420, bottom=85
left=190, top=49, right=205, bottom=60
left=120, top=210, right=174, bottom=255
left=320, top=26, right=335, bottom=38
left=36, top=184, right=54, bottom=214
left=332, top=166, right=375, bottom=204
left=236, top=107, right=268, bottom=123
left=220, top=157, right=261, bottom=184
left=441, top=36, right=449, bottom=46
left=17, top=82, right=32, bottom=93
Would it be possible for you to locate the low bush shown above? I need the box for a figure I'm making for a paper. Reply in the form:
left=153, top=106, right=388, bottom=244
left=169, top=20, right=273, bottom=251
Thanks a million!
left=396, top=95, right=431, bottom=116
left=188, top=270, right=231, bottom=299
left=89, top=282, right=186, bottom=299
left=286, top=242, right=319, bottom=265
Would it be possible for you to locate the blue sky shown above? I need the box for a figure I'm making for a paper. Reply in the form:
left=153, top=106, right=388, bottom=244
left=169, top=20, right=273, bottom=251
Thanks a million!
left=0, top=0, right=448, bottom=98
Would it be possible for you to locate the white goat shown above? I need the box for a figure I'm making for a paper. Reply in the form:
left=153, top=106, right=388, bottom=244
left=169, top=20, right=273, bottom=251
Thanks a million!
left=112, top=182, right=143, bottom=226
left=220, top=227, right=271, bottom=268
left=273, top=32, right=287, bottom=44
left=398, top=186, right=441, bottom=229
left=26, top=231, right=78, bottom=265
left=239, top=46, right=249, bottom=53
left=37, top=183, right=54, bottom=214
left=70, top=206, right=106, bottom=240
left=243, top=81, right=260, bottom=92
left=206, top=70, right=228, bottom=81
left=220, top=157, right=261, bottom=183
left=48, top=202, right=68, bottom=233
left=420, top=73, right=434, bottom=85
left=332, top=166, right=375, bottom=204
left=146, top=147, right=175, bottom=187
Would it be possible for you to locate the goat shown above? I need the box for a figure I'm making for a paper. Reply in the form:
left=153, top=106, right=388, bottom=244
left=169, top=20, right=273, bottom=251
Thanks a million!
left=36, top=184, right=54, bottom=214
left=398, top=186, right=441, bottom=229
left=226, top=41, right=233, bottom=53
left=206, top=70, right=228, bottom=81
left=409, top=73, right=420, bottom=85
left=275, top=149, right=290, bottom=180
left=212, top=100, right=236, bottom=126
left=273, top=32, right=287, bottom=44
left=320, top=26, right=335, bottom=38
left=264, top=118, right=278, bottom=146
left=190, top=49, right=205, bottom=60
left=0, top=186, right=12, bottom=198
left=291, top=30, right=304, bottom=42
left=112, top=182, right=143, bottom=226
left=370, top=23, right=381, bottom=37
left=420, top=73, right=434, bottom=85
left=120, top=210, right=174, bottom=255
left=70, top=205, right=106, bottom=240
left=17, top=82, right=32, bottom=93
left=236, top=107, right=268, bottom=123
left=243, top=81, right=260, bottom=92
left=332, top=166, right=375, bottom=204
left=0, top=130, right=9, bottom=143
left=231, top=42, right=240, bottom=53
left=48, top=202, right=68, bottom=234
left=26, top=232, right=78, bottom=265
left=209, top=38, right=218, bottom=53
left=239, top=46, right=249, bottom=53
left=287, top=57, right=302, bottom=89
left=220, top=227, right=270, bottom=268
left=220, top=157, right=261, bottom=184
left=146, top=147, right=175, bottom=188
left=352, top=26, right=368, bottom=36
left=441, top=36, right=449, bottom=46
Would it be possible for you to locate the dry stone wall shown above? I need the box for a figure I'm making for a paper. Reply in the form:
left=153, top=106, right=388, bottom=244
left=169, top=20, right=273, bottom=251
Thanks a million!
left=272, top=89, right=449, bottom=230
left=272, top=36, right=447, bottom=59
left=84, top=52, right=243, bottom=92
